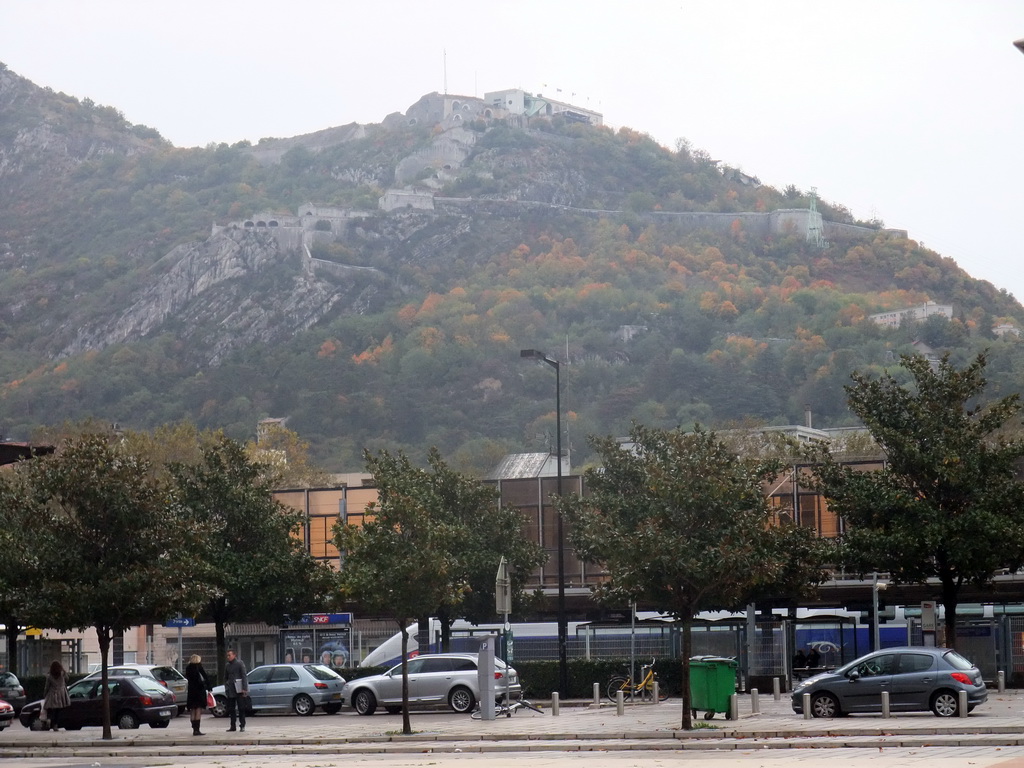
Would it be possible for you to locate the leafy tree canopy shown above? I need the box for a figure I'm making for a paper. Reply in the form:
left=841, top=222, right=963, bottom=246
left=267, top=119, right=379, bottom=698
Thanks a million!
left=808, top=352, right=1024, bottom=648
left=169, top=434, right=336, bottom=681
left=561, top=423, right=829, bottom=729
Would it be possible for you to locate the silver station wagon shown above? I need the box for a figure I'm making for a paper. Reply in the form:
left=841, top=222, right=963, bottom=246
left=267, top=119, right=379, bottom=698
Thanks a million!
left=341, top=653, right=521, bottom=715
left=792, top=646, right=987, bottom=718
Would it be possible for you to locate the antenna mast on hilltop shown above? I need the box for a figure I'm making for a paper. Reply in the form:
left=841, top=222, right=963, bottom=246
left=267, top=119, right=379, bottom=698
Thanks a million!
left=443, top=49, right=448, bottom=95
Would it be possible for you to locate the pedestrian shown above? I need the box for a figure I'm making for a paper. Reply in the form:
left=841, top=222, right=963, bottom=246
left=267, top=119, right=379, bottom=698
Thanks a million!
left=43, top=660, right=70, bottom=732
left=806, top=646, right=821, bottom=669
left=792, top=649, right=807, bottom=669
left=223, top=649, right=248, bottom=732
left=184, top=654, right=212, bottom=736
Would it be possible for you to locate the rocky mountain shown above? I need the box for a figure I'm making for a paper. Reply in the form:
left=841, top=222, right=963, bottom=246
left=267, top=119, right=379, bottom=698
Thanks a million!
left=1, top=63, right=1022, bottom=473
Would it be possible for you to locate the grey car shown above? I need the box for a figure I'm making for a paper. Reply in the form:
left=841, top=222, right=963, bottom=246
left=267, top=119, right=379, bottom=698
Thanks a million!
left=341, top=653, right=521, bottom=715
left=792, top=646, right=987, bottom=718
left=210, top=663, right=346, bottom=716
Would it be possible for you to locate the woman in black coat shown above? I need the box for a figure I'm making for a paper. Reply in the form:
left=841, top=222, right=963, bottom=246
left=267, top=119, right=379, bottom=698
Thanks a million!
left=184, top=654, right=212, bottom=736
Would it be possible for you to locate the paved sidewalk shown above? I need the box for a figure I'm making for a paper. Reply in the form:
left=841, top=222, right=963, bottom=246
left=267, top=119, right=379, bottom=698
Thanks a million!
left=3, top=690, right=1024, bottom=758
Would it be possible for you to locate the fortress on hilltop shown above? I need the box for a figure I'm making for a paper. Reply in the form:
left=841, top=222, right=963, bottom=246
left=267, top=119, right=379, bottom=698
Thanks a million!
left=212, top=89, right=907, bottom=271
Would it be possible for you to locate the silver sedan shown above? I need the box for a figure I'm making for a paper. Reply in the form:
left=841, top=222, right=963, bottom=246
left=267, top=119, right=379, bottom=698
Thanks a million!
left=210, top=663, right=346, bottom=717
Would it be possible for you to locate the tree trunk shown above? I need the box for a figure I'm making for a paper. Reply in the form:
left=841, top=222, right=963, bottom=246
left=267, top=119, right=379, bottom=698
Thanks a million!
left=440, top=611, right=452, bottom=653
left=399, top=621, right=411, bottom=735
left=681, top=617, right=693, bottom=730
left=97, top=626, right=112, bottom=740
left=214, top=599, right=228, bottom=684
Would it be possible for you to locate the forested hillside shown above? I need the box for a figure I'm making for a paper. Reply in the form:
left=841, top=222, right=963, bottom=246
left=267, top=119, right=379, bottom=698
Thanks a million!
left=1, top=62, right=1022, bottom=475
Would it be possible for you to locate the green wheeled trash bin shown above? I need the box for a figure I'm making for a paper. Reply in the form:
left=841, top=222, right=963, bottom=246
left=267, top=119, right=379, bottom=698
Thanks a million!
left=689, top=656, right=737, bottom=719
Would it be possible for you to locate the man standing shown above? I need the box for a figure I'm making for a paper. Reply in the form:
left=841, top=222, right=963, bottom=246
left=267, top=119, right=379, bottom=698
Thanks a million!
left=224, top=649, right=249, bottom=732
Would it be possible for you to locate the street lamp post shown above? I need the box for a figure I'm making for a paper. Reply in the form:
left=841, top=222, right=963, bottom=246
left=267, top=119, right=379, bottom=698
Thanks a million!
left=520, top=348, right=568, bottom=697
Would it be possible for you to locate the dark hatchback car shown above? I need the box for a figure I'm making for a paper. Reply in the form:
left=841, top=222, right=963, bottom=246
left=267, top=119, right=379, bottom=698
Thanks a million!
left=19, top=675, right=178, bottom=730
left=792, top=646, right=987, bottom=718
left=0, top=672, right=26, bottom=714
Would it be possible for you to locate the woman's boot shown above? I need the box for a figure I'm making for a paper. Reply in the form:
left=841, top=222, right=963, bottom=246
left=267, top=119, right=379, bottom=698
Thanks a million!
left=192, top=718, right=205, bottom=736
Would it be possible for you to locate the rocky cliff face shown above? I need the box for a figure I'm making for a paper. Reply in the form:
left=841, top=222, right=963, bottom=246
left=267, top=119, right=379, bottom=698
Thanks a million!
left=60, top=228, right=379, bottom=366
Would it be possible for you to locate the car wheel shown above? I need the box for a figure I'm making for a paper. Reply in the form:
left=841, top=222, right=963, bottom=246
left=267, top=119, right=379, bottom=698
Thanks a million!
left=211, top=696, right=227, bottom=718
left=931, top=690, right=959, bottom=717
left=293, top=693, right=316, bottom=716
left=385, top=706, right=402, bottom=714
left=117, top=710, right=140, bottom=730
left=810, top=692, right=841, bottom=718
left=323, top=703, right=342, bottom=715
left=353, top=689, right=377, bottom=716
left=149, top=720, right=169, bottom=729
left=448, top=686, right=476, bottom=714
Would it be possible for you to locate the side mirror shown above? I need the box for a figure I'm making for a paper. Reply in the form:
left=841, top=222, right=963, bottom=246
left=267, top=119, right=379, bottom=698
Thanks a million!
left=847, top=669, right=860, bottom=681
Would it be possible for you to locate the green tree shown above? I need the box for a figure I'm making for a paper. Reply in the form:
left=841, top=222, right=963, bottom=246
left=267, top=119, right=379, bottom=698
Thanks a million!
left=170, top=435, right=336, bottom=683
left=560, top=424, right=829, bottom=730
left=24, top=433, right=211, bottom=739
left=415, top=448, right=546, bottom=648
left=808, top=353, right=1024, bottom=648
left=334, top=448, right=472, bottom=734
left=0, top=468, right=47, bottom=675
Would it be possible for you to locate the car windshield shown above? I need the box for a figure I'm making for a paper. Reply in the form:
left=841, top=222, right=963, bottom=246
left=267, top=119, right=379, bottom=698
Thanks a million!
left=304, top=664, right=342, bottom=680
left=943, top=650, right=975, bottom=670
left=0, top=672, right=18, bottom=685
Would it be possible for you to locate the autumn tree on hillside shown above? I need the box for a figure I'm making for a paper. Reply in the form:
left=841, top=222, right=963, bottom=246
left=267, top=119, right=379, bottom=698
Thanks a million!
left=809, top=353, right=1024, bottom=649
left=246, top=421, right=332, bottom=488
left=560, top=424, right=829, bottom=730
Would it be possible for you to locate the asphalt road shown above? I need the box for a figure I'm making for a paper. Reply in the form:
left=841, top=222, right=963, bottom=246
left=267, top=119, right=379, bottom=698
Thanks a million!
left=7, top=690, right=1024, bottom=767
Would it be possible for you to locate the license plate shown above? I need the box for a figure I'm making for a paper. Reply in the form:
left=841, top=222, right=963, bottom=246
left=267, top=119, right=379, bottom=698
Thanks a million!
left=158, top=709, right=171, bottom=717
left=330, top=693, right=341, bottom=700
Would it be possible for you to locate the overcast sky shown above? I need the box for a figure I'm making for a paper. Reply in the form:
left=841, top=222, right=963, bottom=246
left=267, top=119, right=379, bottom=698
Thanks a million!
left=3, top=1, right=1023, bottom=306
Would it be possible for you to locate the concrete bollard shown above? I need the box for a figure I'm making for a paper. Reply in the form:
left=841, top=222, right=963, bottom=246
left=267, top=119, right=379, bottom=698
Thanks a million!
left=999, top=671, right=1006, bottom=693
left=653, top=681, right=660, bottom=704
left=773, top=677, right=781, bottom=701
left=552, top=692, right=560, bottom=716
left=802, top=692, right=812, bottom=720
left=593, top=682, right=601, bottom=707
left=729, top=693, right=738, bottom=721
left=751, top=687, right=759, bottom=714
left=881, top=690, right=890, bottom=718
left=616, top=690, right=624, bottom=716
left=959, top=690, right=968, bottom=718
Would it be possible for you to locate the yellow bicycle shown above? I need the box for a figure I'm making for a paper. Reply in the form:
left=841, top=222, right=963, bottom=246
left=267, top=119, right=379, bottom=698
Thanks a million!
left=605, top=658, right=669, bottom=702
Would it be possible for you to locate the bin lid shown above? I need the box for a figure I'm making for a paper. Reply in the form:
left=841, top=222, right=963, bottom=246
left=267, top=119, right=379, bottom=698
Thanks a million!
left=689, top=655, right=737, bottom=666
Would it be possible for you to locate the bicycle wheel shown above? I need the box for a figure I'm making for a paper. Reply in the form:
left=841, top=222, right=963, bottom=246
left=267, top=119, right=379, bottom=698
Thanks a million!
left=606, top=676, right=630, bottom=703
